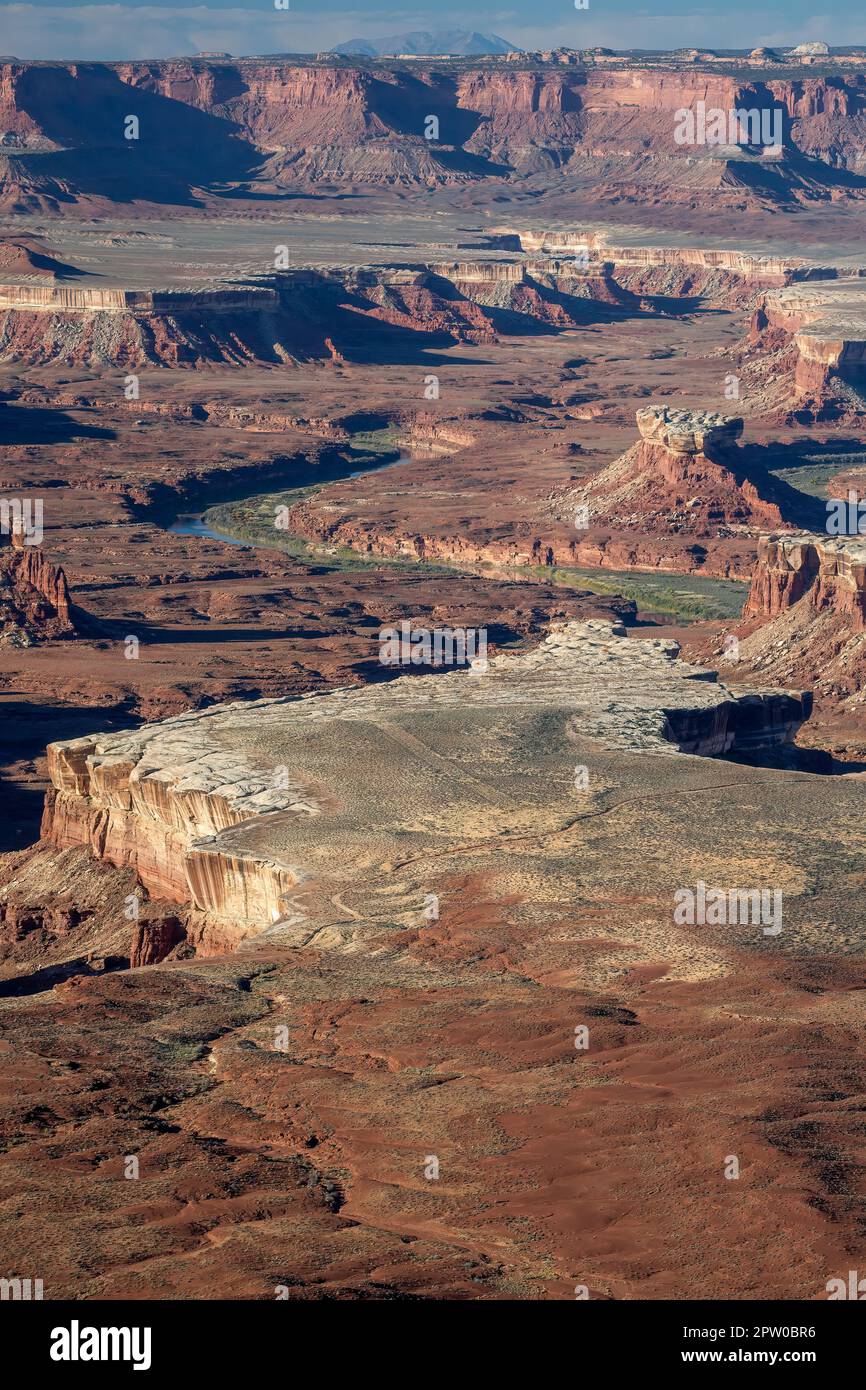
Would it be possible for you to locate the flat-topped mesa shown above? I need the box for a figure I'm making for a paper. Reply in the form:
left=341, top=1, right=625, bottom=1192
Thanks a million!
left=745, top=532, right=866, bottom=627
left=10, top=58, right=866, bottom=211
left=796, top=326, right=866, bottom=373
left=430, top=256, right=615, bottom=284
left=0, top=274, right=300, bottom=367
left=0, top=282, right=280, bottom=313
left=749, top=280, right=866, bottom=416
left=732, top=533, right=866, bottom=712
left=794, top=323, right=866, bottom=409
left=430, top=260, right=526, bottom=285
left=420, top=255, right=630, bottom=324
left=0, top=257, right=627, bottom=366
left=510, top=229, right=835, bottom=287
left=636, top=405, right=744, bottom=456
left=40, top=619, right=810, bottom=938
left=576, top=405, right=786, bottom=537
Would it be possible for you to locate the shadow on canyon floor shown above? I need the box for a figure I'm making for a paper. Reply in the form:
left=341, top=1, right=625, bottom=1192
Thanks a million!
left=14, top=63, right=264, bottom=207
left=0, top=955, right=128, bottom=997
left=0, top=400, right=115, bottom=446
left=0, top=698, right=139, bottom=850
left=739, top=441, right=855, bottom=530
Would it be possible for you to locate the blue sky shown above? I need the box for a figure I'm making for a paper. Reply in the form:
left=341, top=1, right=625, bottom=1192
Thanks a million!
left=0, top=2, right=858, bottom=62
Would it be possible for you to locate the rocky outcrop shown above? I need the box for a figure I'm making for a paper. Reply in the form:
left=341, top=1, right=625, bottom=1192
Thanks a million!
left=0, top=283, right=279, bottom=312
left=0, top=278, right=297, bottom=367
left=0, top=840, right=200, bottom=982
left=41, top=620, right=810, bottom=936
left=129, top=916, right=185, bottom=967
left=747, top=279, right=866, bottom=418
left=725, top=533, right=866, bottom=718
left=514, top=229, right=828, bottom=287
left=573, top=406, right=788, bottom=537
left=0, top=257, right=639, bottom=367
left=0, top=536, right=75, bottom=644
left=744, top=532, right=866, bottom=626
left=41, top=707, right=317, bottom=912
left=507, top=231, right=846, bottom=308
left=636, top=405, right=744, bottom=455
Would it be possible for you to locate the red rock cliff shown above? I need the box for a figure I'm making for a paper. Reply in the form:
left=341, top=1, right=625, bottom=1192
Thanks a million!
left=4, top=59, right=866, bottom=200
left=745, top=533, right=866, bottom=626
left=0, top=534, right=75, bottom=640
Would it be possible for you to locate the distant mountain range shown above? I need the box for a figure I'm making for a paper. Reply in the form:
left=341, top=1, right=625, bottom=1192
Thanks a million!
left=332, top=30, right=520, bottom=58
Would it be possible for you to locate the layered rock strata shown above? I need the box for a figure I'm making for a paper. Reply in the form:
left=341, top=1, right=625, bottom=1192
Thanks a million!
left=745, top=532, right=866, bottom=626
left=636, top=405, right=744, bottom=455
left=5, top=57, right=866, bottom=208
left=513, top=229, right=834, bottom=287
left=573, top=406, right=787, bottom=536
left=749, top=279, right=866, bottom=416
left=43, top=712, right=316, bottom=910
left=0, top=259, right=632, bottom=366
left=723, top=533, right=866, bottom=717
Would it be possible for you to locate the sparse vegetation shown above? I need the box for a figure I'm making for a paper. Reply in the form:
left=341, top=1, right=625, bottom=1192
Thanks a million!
left=206, top=494, right=748, bottom=621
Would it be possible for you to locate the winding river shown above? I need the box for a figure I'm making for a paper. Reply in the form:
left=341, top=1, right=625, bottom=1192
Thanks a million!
left=168, top=448, right=413, bottom=546
left=165, top=448, right=749, bottom=624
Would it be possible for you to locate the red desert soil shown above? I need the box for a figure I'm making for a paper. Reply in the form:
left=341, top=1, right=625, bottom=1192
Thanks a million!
left=3, top=46, right=866, bottom=1303
left=0, top=918, right=864, bottom=1300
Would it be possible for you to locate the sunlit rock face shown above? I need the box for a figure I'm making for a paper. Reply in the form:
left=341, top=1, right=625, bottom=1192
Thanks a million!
left=749, top=280, right=866, bottom=418
left=745, top=533, right=866, bottom=627
left=42, top=706, right=318, bottom=914
left=0, top=536, right=75, bottom=644
left=636, top=405, right=744, bottom=456
left=42, top=620, right=809, bottom=936
left=728, top=534, right=866, bottom=715
left=4, top=56, right=866, bottom=211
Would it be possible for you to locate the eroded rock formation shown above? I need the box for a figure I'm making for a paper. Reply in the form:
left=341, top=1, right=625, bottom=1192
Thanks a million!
left=515, top=229, right=827, bottom=287
left=3, top=56, right=866, bottom=210
left=0, top=535, right=75, bottom=644
left=42, top=620, right=809, bottom=939
left=42, top=709, right=315, bottom=908
left=637, top=405, right=744, bottom=455
left=0, top=260, right=634, bottom=367
left=747, top=279, right=866, bottom=419
left=573, top=406, right=788, bottom=536
left=719, top=533, right=866, bottom=720
left=745, top=532, right=866, bottom=626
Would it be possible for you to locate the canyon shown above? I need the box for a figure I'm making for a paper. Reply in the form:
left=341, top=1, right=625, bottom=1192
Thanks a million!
left=4, top=54, right=866, bottom=213
left=2, top=44, right=866, bottom=1306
